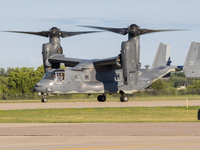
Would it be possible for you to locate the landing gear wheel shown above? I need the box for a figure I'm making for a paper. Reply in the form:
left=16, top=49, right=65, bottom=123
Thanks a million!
left=120, top=95, right=129, bottom=102
left=41, top=95, right=48, bottom=103
left=97, top=95, right=106, bottom=102
left=41, top=98, right=48, bottom=103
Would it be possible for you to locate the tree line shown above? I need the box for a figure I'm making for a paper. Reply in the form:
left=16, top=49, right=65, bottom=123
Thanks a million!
left=151, top=72, right=200, bottom=95
left=0, top=66, right=44, bottom=93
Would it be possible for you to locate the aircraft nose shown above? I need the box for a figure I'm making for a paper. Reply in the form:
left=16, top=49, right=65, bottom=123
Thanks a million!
left=34, top=81, right=46, bottom=92
left=34, top=80, right=54, bottom=93
left=35, top=82, right=45, bottom=87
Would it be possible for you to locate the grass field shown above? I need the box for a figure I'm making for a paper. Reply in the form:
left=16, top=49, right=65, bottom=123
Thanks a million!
left=0, top=106, right=199, bottom=123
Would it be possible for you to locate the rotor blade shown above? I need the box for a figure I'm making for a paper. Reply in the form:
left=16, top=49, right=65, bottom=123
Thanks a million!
left=4, top=31, right=49, bottom=37
left=79, top=25, right=128, bottom=35
left=61, top=31, right=101, bottom=38
left=139, top=29, right=181, bottom=35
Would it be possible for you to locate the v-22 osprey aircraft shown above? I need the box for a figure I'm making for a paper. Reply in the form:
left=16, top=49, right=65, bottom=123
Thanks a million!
left=6, top=24, right=182, bottom=103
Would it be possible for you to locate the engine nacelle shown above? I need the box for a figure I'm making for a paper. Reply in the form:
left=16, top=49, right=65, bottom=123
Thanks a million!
left=42, top=43, right=60, bottom=72
left=121, top=41, right=139, bottom=85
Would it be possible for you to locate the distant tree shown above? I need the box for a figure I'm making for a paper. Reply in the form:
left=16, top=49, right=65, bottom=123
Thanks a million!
left=169, top=72, right=186, bottom=88
left=0, top=68, right=5, bottom=76
left=0, top=76, right=8, bottom=93
left=34, top=65, right=45, bottom=83
left=151, top=79, right=168, bottom=90
left=0, top=68, right=10, bottom=93
left=5, top=67, right=14, bottom=77
left=171, top=72, right=185, bottom=78
left=7, top=65, right=44, bottom=93
left=0, top=67, right=14, bottom=77
left=187, top=80, right=200, bottom=89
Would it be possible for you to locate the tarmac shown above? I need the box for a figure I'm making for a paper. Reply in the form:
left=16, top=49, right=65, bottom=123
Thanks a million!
left=0, top=100, right=200, bottom=150
left=1, top=100, right=200, bottom=110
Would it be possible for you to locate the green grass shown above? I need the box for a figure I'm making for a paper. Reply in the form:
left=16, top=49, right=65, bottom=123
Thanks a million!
left=0, top=106, right=199, bottom=123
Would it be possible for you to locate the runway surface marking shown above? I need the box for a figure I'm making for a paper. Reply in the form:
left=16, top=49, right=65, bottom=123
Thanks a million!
left=54, top=142, right=200, bottom=150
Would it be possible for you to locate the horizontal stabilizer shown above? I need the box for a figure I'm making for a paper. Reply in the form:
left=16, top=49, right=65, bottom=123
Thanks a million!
left=183, top=42, right=200, bottom=78
left=151, top=43, right=170, bottom=69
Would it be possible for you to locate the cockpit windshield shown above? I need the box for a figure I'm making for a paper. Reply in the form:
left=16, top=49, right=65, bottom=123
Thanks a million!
left=43, top=71, right=65, bottom=81
left=43, top=72, right=56, bottom=80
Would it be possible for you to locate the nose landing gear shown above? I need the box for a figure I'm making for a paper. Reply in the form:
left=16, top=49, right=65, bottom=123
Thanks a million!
left=41, top=94, right=48, bottom=103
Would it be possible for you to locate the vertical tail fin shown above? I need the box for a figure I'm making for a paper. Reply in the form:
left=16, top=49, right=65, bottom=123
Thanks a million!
left=183, top=42, right=200, bottom=78
left=151, top=43, right=171, bottom=69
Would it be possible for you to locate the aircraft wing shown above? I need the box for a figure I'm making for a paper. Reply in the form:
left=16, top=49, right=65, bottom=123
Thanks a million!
left=93, top=56, right=118, bottom=66
left=69, top=56, right=119, bottom=70
left=49, top=54, right=119, bottom=69
left=48, top=54, right=85, bottom=67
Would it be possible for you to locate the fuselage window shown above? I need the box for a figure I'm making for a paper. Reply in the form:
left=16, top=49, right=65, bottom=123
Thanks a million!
left=56, top=72, right=65, bottom=82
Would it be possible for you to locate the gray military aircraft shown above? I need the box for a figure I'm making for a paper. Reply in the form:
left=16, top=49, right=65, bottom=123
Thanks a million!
left=6, top=24, right=181, bottom=103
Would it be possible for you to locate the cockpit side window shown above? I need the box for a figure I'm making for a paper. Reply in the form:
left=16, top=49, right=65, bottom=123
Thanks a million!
left=56, top=72, right=65, bottom=82
left=43, top=72, right=56, bottom=80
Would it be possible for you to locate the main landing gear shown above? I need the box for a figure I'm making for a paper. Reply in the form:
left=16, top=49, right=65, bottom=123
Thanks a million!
left=119, top=91, right=129, bottom=102
left=41, top=94, right=48, bottom=103
left=97, top=94, right=106, bottom=102
left=97, top=92, right=129, bottom=102
left=120, top=95, right=129, bottom=102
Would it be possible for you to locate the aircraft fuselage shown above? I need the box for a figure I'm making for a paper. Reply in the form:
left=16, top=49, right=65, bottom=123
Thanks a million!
left=34, top=65, right=176, bottom=96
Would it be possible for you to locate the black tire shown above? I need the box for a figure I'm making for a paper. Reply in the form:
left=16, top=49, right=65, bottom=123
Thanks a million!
left=198, top=109, right=200, bottom=120
left=41, top=98, right=48, bottom=103
left=101, top=95, right=106, bottom=102
left=97, top=95, right=106, bottom=102
left=120, top=95, right=123, bottom=102
left=97, top=95, right=102, bottom=102
left=120, top=95, right=129, bottom=102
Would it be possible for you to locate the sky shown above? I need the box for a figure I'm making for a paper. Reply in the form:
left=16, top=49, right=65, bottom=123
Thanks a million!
left=0, top=0, right=200, bottom=70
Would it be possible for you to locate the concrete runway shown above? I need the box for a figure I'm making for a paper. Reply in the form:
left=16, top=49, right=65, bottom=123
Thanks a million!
left=1, top=123, right=200, bottom=150
left=0, top=101, right=200, bottom=150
